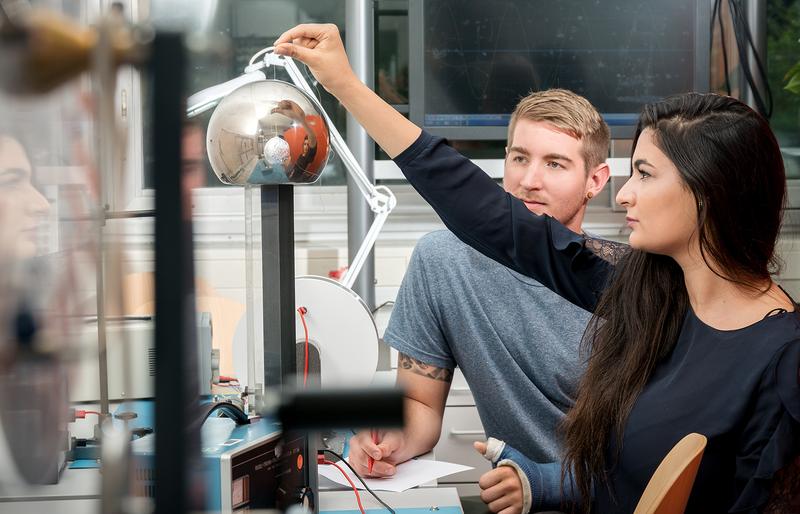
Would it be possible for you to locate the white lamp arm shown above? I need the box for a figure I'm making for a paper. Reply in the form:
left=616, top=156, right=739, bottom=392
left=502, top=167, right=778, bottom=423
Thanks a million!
left=186, top=70, right=267, bottom=118
left=279, top=56, right=391, bottom=207
left=341, top=185, right=395, bottom=289
left=278, top=54, right=396, bottom=284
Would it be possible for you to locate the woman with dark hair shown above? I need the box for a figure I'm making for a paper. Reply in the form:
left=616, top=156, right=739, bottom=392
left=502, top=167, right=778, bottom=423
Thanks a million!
left=411, top=92, right=799, bottom=514
left=554, top=94, right=797, bottom=513
left=274, top=25, right=800, bottom=513
left=471, top=93, right=800, bottom=513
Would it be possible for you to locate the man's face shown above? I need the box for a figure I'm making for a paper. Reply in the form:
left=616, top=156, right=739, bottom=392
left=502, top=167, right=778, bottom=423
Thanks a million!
left=502, top=120, right=592, bottom=233
left=0, top=136, right=50, bottom=259
left=302, top=136, right=310, bottom=156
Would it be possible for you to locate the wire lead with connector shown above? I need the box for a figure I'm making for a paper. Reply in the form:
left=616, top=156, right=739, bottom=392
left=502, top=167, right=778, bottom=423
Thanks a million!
left=323, top=448, right=395, bottom=514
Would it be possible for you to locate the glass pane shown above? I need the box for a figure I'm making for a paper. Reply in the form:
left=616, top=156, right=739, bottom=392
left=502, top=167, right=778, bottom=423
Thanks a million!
left=767, top=0, right=800, bottom=179
left=142, top=0, right=348, bottom=188
left=0, top=0, right=104, bottom=486
left=422, top=0, right=699, bottom=131
left=375, top=1, right=409, bottom=105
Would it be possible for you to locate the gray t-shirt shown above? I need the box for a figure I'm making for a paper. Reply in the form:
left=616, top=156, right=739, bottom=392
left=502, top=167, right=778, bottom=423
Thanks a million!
left=384, top=230, right=591, bottom=461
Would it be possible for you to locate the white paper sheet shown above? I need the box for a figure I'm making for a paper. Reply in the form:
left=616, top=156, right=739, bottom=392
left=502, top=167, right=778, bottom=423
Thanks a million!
left=318, top=458, right=473, bottom=492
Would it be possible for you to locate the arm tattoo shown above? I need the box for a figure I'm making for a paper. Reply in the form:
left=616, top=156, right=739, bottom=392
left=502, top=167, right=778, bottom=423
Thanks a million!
left=398, top=353, right=453, bottom=382
left=763, top=455, right=800, bottom=513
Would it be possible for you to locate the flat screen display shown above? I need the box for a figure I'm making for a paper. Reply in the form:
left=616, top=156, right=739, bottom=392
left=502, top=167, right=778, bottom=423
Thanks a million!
left=422, top=0, right=702, bottom=130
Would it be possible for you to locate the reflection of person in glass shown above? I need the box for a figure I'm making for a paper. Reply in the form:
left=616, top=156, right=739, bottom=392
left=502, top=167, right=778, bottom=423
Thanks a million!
left=181, top=123, right=206, bottom=218
left=0, top=135, right=49, bottom=261
left=0, top=133, right=50, bottom=365
left=0, top=134, right=69, bottom=488
left=270, top=99, right=318, bottom=182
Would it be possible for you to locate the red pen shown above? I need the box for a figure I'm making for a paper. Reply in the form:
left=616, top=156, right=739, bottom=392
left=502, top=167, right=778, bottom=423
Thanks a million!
left=367, top=429, right=378, bottom=474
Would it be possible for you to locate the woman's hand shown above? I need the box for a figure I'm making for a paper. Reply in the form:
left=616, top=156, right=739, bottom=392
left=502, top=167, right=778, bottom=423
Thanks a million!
left=475, top=440, right=525, bottom=514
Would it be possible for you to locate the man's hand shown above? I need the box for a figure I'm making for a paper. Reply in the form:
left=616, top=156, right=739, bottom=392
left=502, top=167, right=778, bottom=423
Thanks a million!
left=270, top=99, right=306, bottom=121
left=274, top=24, right=357, bottom=96
left=349, top=429, right=407, bottom=477
left=475, top=441, right=524, bottom=514
left=274, top=23, right=420, bottom=157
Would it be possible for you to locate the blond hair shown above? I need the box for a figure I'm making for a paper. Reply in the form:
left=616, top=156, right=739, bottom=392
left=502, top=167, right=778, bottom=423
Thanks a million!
left=507, top=89, right=610, bottom=172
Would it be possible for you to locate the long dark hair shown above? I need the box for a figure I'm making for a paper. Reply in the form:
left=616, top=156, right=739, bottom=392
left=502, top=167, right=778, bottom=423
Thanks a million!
left=561, top=93, right=787, bottom=510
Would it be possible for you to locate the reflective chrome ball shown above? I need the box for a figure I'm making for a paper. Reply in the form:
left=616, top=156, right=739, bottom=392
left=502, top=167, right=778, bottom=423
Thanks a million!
left=206, top=80, right=330, bottom=185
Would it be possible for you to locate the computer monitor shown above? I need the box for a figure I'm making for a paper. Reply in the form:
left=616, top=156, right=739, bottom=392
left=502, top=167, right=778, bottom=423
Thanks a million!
left=409, top=0, right=712, bottom=139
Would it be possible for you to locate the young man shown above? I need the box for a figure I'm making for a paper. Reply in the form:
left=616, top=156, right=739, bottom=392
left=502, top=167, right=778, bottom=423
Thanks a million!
left=274, top=25, right=615, bottom=514
left=356, top=86, right=610, bottom=469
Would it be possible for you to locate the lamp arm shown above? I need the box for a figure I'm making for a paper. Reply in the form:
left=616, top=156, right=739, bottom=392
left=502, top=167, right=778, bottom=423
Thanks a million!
left=341, top=186, right=395, bottom=289
left=281, top=57, right=381, bottom=202
left=186, top=70, right=266, bottom=118
left=274, top=52, right=397, bottom=282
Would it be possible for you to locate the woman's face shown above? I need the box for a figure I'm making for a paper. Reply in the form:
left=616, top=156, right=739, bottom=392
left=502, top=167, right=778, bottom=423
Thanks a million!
left=615, top=128, right=698, bottom=257
left=0, top=136, right=50, bottom=259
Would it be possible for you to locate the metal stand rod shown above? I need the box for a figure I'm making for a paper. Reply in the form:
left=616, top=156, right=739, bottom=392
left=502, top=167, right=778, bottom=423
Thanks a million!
left=153, top=32, right=200, bottom=514
left=345, top=0, right=376, bottom=309
left=260, top=184, right=317, bottom=513
left=261, top=184, right=296, bottom=389
left=245, top=185, right=258, bottom=395
left=92, top=21, right=114, bottom=421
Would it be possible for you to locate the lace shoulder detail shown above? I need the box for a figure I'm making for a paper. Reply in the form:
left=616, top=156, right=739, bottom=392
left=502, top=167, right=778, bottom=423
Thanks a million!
left=583, top=237, right=629, bottom=265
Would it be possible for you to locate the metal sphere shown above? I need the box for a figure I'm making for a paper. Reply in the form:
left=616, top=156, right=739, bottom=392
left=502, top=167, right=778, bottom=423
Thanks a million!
left=206, top=80, right=330, bottom=185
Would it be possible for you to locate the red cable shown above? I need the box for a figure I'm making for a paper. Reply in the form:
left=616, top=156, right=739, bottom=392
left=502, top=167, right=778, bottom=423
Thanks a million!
left=76, top=410, right=102, bottom=419
left=322, top=460, right=366, bottom=514
left=297, top=307, right=309, bottom=387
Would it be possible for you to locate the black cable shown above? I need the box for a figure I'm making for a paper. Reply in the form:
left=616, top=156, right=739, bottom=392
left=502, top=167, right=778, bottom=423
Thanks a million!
left=734, top=0, right=773, bottom=116
left=371, top=300, right=395, bottom=315
left=727, top=0, right=773, bottom=117
left=728, top=0, right=763, bottom=110
left=713, top=0, right=732, bottom=95
left=190, top=401, right=250, bottom=433
left=323, top=448, right=396, bottom=514
left=718, top=0, right=732, bottom=95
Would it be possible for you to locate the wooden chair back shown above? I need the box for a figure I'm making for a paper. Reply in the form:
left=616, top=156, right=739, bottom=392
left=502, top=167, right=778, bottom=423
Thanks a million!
left=633, top=433, right=707, bottom=514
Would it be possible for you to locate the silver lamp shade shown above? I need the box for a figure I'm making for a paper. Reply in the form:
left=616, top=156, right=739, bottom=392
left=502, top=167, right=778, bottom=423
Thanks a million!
left=205, top=80, right=331, bottom=185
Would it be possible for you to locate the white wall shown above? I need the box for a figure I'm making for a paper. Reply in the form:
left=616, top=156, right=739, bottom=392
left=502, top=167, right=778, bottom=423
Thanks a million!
left=94, top=183, right=800, bottom=384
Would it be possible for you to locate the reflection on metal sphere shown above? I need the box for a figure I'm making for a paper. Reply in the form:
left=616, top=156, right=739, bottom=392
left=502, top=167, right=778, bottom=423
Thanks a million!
left=206, top=80, right=330, bottom=185
left=263, top=136, right=291, bottom=167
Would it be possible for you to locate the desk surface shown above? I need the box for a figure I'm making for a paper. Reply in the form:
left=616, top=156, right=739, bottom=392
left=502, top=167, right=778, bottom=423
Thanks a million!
left=320, top=487, right=462, bottom=514
left=0, top=468, right=100, bottom=502
left=0, top=468, right=100, bottom=514
left=0, top=469, right=462, bottom=514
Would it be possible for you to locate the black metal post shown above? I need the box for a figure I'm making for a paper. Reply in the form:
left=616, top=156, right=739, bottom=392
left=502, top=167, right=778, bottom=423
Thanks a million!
left=261, top=184, right=297, bottom=387
left=260, top=184, right=317, bottom=512
left=152, top=32, right=200, bottom=514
